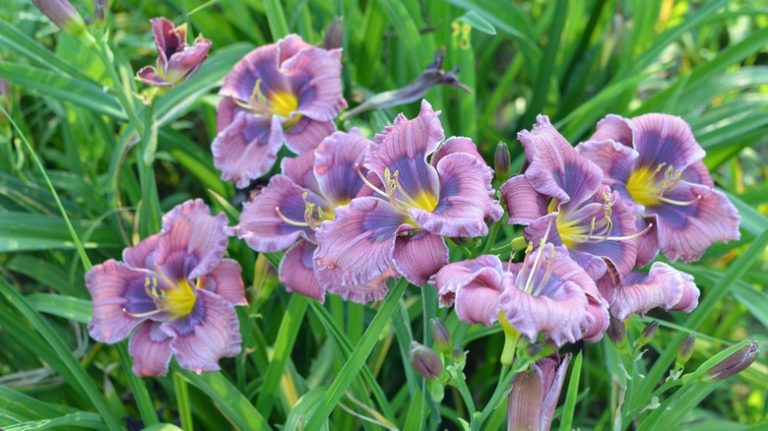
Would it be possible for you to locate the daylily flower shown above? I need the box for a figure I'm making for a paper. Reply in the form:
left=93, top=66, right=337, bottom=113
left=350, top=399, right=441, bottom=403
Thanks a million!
left=579, top=114, right=740, bottom=262
left=500, top=115, right=640, bottom=281
left=314, top=100, right=503, bottom=291
left=213, top=34, right=346, bottom=188
left=232, top=129, right=393, bottom=303
left=432, top=242, right=609, bottom=345
left=137, top=18, right=211, bottom=88
left=507, top=355, right=571, bottom=431
left=32, top=0, right=86, bottom=35
left=597, top=262, right=699, bottom=320
left=86, top=199, right=246, bottom=376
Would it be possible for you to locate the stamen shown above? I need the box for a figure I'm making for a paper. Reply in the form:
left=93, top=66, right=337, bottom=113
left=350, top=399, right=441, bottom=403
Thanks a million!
left=355, top=163, right=389, bottom=198
left=659, top=195, right=703, bottom=206
left=275, top=206, right=311, bottom=227
left=122, top=308, right=165, bottom=319
left=522, top=219, right=553, bottom=294
left=587, top=222, right=654, bottom=242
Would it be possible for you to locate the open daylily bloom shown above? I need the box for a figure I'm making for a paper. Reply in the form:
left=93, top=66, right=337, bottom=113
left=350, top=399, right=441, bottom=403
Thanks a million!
left=579, top=114, right=740, bottom=262
left=232, top=129, right=393, bottom=302
left=86, top=199, right=246, bottom=376
left=598, top=262, right=699, bottom=320
left=137, top=18, right=211, bottom=88
left=500, top=115, right=639, bottom=281
left=212, top=34, right=346, bottom=188
left=507, top=355, right=571, bottom=431
left=314, top=100, right=503, bottom=291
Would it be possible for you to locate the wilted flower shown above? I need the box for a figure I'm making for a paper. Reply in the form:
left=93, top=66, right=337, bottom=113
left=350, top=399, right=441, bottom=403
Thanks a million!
left=507, top=355, right=570, bottom=431
left=409, top=341, right=443, bottom=380
left=137, top=18, right=211, bottom=88
left=213, top=34, right=345, bottom=188
left=86, top=199, right=246, bottom=376
left=579, top=114, right=740, bottom=262
left=314, top=100, right=503, bottom=290
left=706, top=341, right=759, bottom=381
left=598, top=262, right=699, bottom=320
left=32, top=0, right=86, bottom=35
left=501, top=116, right=640, bottom=281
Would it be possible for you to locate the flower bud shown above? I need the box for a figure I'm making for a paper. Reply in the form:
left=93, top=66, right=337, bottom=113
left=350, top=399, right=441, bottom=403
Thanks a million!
left=409, top=341, right=443, bottom=380
left=494, top=141, right=511, bottom=182
left=323, top=17, right=343, bottom=50
left=607, top=316, right=626, bottom=345
left=675, top=334, right=695, bottom=368
left=638, top=320, right=659, bottom=347
left=0, top=79, right=10, bottom=116
left=93, top=0, right=108, bottom=23
left=32, top=0, right=87, bottom=35
left=706, top=341, right=758, bottom=381
left=430, top=318, right=451, bottom=353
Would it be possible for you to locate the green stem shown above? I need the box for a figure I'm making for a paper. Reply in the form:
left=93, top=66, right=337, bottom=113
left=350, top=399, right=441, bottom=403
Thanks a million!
left=174, top=371, right=194, bottom=431
left=482, top=221, right=501, bottom=254
left=117, top=344, right=159, bottom=426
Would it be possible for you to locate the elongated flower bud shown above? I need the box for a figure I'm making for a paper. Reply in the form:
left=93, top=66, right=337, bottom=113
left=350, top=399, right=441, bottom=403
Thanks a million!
left=430, top=318, right=451, bottom=353
left=607, top=316, right=626, bottom=345
left=675, top=334, right=695, bottom=368
left=32, top=0, right=86, bottom=35
left=706, top=341, right=759, bottom=381
left=409, top=341, right=443, bottom=380
left=93, top=0, right=108, bottom=22
left=508, top=355, right=570, bottom=431
left=494, top=141, right=511, bottom=182
left=323, top=17, right=343, bottom=50
left=638, top=320, right=659, bottom=347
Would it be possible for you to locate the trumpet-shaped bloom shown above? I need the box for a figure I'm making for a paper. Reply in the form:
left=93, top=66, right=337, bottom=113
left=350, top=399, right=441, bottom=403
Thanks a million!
left=432, top=244, right=608, bottom=346
left=507, top=355, right=571, bottom=431
left=500, top=116, right=639, bottom=280
left=212, top=35, right=345, bottom=188
left=579, top=114, right=740, bottom=262
left=137, top=18, right=211, bottom=87
left=598, top=262, right=699, bottom=320
left=86, top=199, right=246, bottom=376
left=314, top=100, right=503, bottom=291
left=232, top=129, right=392, bottom=302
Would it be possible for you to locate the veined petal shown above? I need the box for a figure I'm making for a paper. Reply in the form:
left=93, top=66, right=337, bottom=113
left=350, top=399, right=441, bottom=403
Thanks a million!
left=393, top=231, right=448, bottom=286
left=650, top=182, right=740, bottom=262
left=455, top=282, right=502, bottom=326
left=626, top=114, right=706, bottom=171
left=634, top=218, right=658, bottom=267
left=610, top=262, right=699, bottom=320
left=576, top=139, right=637, bottom=191
left=411, top=152, right=502, bottom=237
left=129, top=321, right=172, bottom=377
left=150, top=17, right=182, bottom=68
left=282, top=46, right=345, bottom=121
left=431, top=136, right=484, bottom=167
left=137, top=66, right=171, bottom=87
left=163, top=290, right=242, bottom=373
left=430, top=254, right=505, bottom=308
left=212, top=112, right=284, bottom=188
left=508, top=355, right=571, bottom=431
left=590, top=114, right=633, bottom=146
left=328, top=266, right=398, bottom=304
left=314, top=129, right=371, bottom=206
left=520, top=115, right=603, bottom=209
left=164, top=38, right=211, bottom=84
left=281, top=151, right=321, bottom=194
left=279, top=240, right=325, bottom=302
left=314, top=197, right=406, bottom=287
left=283, top=117, right=336, bottom=154
left=232, top=175, right=318, bottom=252
left=155, top=199, right=229, bottom=280
left=219, top=41, right=287, bottom=102
left=123, top=234, right=159, bottom=269
left=86, top=260, right=150, bottom=344
left=500, top=175, right=549, bottom=225
left=204, top=259, right=247, bottom=306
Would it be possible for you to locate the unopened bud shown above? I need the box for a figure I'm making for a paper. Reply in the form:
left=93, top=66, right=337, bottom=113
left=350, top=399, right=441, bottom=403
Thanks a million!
left=494, top=141, right=511, bottom=182
left=430, top=318, right=451, bottom=352
left=409, top=341, right=443, bottom=380
left=93, top=0, right=108, bottom=23
left=607, top=316, right=626, bottom=345
left=0, top=79, right=10, bottom=116
left=675, top=334, right=695, bottom=368
left=323, top=17, right=343, bottom=50
left=706, top=341, right=758, bottom=381
left=638, top=321, right=660, bottom=347
left=32, top=0, right=87, bottom=35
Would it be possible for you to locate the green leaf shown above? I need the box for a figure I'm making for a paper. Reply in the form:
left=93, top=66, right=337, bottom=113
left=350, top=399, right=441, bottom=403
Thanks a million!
left=558, top=352, right=582, bottom=431
left=0, top=20, right=88, bottom=81
left=456, top=11, right=496, bottom=35
left=2, top=412, right=104, bottom=430
left=26, top=293, right=91, bottom=323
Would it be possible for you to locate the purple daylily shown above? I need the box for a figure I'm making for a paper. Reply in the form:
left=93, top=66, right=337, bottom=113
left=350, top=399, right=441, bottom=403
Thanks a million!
left=500, top=115, right=639, bottom=281
left=232, top=129, right=395, bottom=303
left=432, top=243, right=609, bottom=346
left=507, top=355, right=571, bottom=431
left=579, top=114, right=740, bottom=262
left=86, top=199, right=246, bottom=376
left=137, top=18, right=211, bottom=88
left=314, top=100, right=503, bottom=291
left=597, top=262, right=699, bottom=320
left=212, top=34, right=346, bottom=188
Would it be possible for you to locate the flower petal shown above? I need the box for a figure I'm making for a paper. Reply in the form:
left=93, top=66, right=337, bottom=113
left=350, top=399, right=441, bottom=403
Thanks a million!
left=393, top=231, right=448, bottom=286
left=163, top=290, right=242, bottom=373
left=137, top=65, right=171, bottom=87
left=314, top=197, right=406, bottom=287
left=411, top=152, right=502, bottom=237
left=328, top=266, right=398, bottom=304
left=431, top=136, right=484, bottom=167
left=212, top=112, right=283, bottom=188
left=205, top=259, right=247, bottom=306
left=520, top=115, right=603, bottom=209
left=280, top=150, right=320, bottom=194
left=650, top=182, right=740, bottom=262
left=610, top=262, right=699, bottom=320
left=626, top=114, right=706, bottom=171
left=500, top=175, right=549, bottom=225
left=150, top=17, right=182, bottom=68
left=576, top=139, right=637, bottom=190
left=232, top=175, right=318, bottom=252
left=508, top=355, right=570, bottom=431
left=282, top=46, right=345, bottom=121
left=430, top=254, right=505, bottom=308
left=165, top=38, right=211, bottom=84
left=455, top=282, right=502, bottom=326
left=129, top=321, right=172, bottom=377
left=314, top=129, right=371, bottom=205
left=155, top=199, right=229, bottom=280
left=123, top=233, right=159, bottom=269
left=279, top=240, right=325, bottom=302
left=283, top=117, right=336, bottom=154
left=590, top=114, right=633, bottom=146
left=86, top=260, right=149, bottom=344
left=219, top=42, right=287, bottom=102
